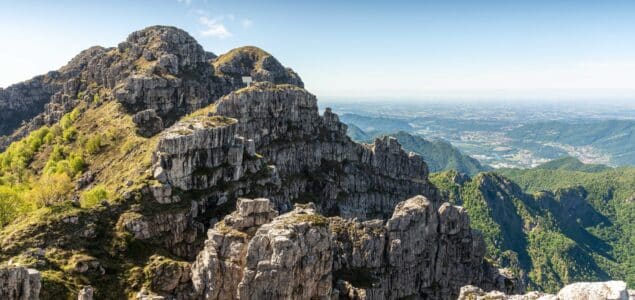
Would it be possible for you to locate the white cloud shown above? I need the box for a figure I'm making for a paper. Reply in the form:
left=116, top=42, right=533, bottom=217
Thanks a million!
left=199, top=16, right=232, bottom=39
left=241, top=18, right=253, bottom=29
left=176, top=0, right=192, bottom=5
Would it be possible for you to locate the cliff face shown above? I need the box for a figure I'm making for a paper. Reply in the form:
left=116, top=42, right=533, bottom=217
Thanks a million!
left=190, top=197, right=492, bottom=300
left=0, top=26, right=517, bottom=299
left=125, top=81, right=516, bottom=299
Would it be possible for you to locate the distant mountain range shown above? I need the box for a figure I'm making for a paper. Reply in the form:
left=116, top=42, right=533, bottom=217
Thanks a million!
left=344, top=124, right=489, bottom=175
left=340, top=113, right=413, bottom=136
left=507, top=120, right=635, bottom=166
left=337, top=111, right=635, bottom=168
left=535, top=156, right=611, bottom=172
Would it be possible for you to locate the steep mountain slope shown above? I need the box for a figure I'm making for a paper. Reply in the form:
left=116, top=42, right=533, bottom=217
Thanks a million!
left=345, top=127, right=489, bottom=176
left=339, top=113, right=413, bottom=136
left=431, top=171, right=619, bottom=292
left=0, top=26, right=516, bottom=299
left=384, top=131, right=489, bottom=176
left=345, top=123, right=371, bottom=141
left=536, top=156, right=611, bottom=172
left=497, top=166, right=635, bottom=288
left=0, top=26, right=302, bottom=151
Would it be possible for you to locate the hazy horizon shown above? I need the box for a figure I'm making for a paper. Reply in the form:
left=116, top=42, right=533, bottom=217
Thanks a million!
left=2, top=0, right=635, bottom=100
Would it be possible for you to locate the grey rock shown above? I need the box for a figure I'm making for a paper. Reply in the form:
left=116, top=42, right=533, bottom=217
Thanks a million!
left=78, top=286, right=94, bottom=300
left=191, top=196, right=504, bottom=300
left=1, top=26, right=303, bottom=150
left=557, top=281, right=630, bottom=300
left=0, top=266, right=41, bottom=300
left=132, top=109, right=164, bottom=137
left=460, top=280, right=632, bottom=300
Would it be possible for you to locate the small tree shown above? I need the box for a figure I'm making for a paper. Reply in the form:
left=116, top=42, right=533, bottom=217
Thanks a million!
left=80, top=185, right=108, bottom=208
left=85, top=135, right=103, bottom=154
left=0, top=186, right=22, bottom=227
left=28, top=173, right=73, bottom=207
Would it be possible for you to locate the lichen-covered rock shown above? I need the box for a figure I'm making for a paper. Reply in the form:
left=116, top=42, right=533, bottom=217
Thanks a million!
left=132, top=109, right=164, bottom=137
left=0, top=266, right=40, bottom=300
left=77, top=286, right=94, bottom=300
left=224, top=198, right=278, bottom=231
left=143, top=255, right=192, bottom=296
left=237, top=203, right=333, bottom=300
left=191, top=198, right=279, bottom=299
left=458, top=285, right=552, bottom=300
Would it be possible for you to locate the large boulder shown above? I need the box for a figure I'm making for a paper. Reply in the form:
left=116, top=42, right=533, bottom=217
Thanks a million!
left=459, top=280, right=632, bottom=300
left=557, top=281, right=630, bottom=300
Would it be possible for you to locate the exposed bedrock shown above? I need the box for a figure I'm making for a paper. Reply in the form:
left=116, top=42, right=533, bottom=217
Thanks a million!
left=190, top=197, right=515, bottom=300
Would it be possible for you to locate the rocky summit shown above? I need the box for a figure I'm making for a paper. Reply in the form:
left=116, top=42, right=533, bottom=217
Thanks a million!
left=0, top=25, right=615, bottom=299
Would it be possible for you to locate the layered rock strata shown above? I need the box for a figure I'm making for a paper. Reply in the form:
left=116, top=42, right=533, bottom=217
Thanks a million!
left=0, top=267, right=40, bottom=300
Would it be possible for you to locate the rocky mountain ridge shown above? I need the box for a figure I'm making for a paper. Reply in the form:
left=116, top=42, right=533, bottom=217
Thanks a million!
left=0, top=25, right=621, bottom=300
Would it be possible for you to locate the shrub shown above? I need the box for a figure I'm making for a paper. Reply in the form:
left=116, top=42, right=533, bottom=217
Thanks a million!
left=68, top=153, right=86, bottom=176
left=60, top=108, right=81, bottom=130
left=85, top=135, right=103, bottom=155
left=80, top=186, right=108, bottom=208
left=0, top=186, right=24, bottom=227
left=62, top=127, right=78, bottom=143
left=28, top=173, right=73, bottom=207
left=44, top=125, right=63, bottom=144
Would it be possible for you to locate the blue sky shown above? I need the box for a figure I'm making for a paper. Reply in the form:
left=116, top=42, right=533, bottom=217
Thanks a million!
left=1, top=0, right=635, bottom=100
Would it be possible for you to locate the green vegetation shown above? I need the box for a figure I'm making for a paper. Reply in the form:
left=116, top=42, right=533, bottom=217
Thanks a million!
left=80, top=186, right=108, bottom=208
left=431, top=156, right=635, bottom=292
left=388, top=131, right=489, bottom=175
left=84, top=135, right=103, bottom=154
left=349, top=130, right=489, bottom=175
left=535, top=156, right=611, bottom=172
left=29, top=173, right=74, bottom=208
left=0, top=97, right=218, bottom=298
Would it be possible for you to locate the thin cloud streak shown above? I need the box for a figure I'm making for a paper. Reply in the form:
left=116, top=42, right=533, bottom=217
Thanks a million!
left=199, top=16, right=232, bottom=38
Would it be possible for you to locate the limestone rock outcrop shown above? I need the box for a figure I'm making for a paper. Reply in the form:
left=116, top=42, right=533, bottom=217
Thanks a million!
left=212, top=46, right=304, bottom=88
left=191, top=197, right=280, bottom=299
left=460, top=281, right=633, bottom=300
left=0, top=266, right=41, bottom=300
left=191, top=196, right=511, bottom=300
left=329, top=196, right=488, bottom=299
left=214, top=82, right=436, bottom=219
left=0, top=26, right=530, bottom=299
left=0, top=26, right=304, bottom=150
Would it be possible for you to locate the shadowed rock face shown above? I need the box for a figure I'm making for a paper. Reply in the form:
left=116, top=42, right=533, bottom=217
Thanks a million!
left=0, top=266, right=40, bottom=300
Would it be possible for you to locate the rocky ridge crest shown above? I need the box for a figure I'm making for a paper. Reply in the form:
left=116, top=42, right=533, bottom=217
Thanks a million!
left=1, top=26, right=519, bottom=299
